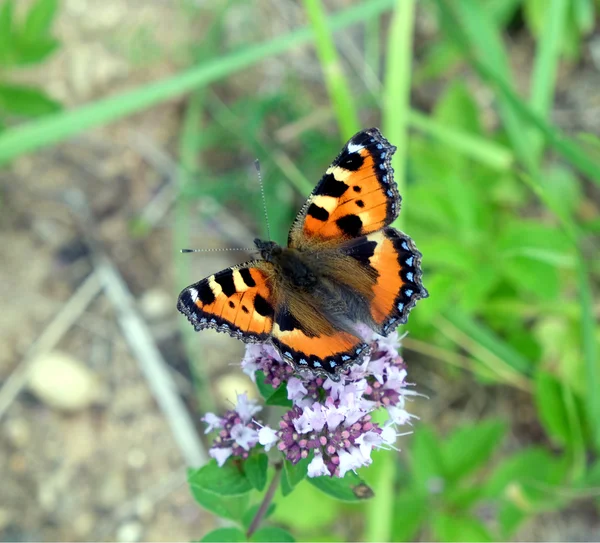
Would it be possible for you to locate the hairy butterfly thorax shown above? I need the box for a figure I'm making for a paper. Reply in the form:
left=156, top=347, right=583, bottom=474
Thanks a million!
left=177, top=128, right=428, bottom=380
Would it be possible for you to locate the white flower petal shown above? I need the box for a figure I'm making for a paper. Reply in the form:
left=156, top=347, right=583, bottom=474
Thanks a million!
left=292, top=407, right=315, bottom=434
left=380, top=425, right=397, bottom=446
left=287, top=377, right=308, bottom=401
left=235, top=392, right=262, bottom=423
left=258, top=426, right=279, bottom=451
left=230, top=423, right=258, bottom=451
left=338, top=447, right=365, bottom=477
left=307, top=453, right=330, bottom=478
left=355, top=430, right=383, bottom=459
left=202, top=412, right=223, bottom=434
left=209, top=446, right=233, bottom=467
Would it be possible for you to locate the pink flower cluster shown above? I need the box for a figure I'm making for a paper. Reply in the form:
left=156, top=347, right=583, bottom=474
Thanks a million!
left=203, top=328, right=417, bottom=478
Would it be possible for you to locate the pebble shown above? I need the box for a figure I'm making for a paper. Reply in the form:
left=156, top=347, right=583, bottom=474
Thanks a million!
left=117, top=521, right=143, bottom=543
left=4, top=418, right=30, bottom=448
left=28, top=351, right=107, bottom=412
left=138, top=289, right=172, bottom=321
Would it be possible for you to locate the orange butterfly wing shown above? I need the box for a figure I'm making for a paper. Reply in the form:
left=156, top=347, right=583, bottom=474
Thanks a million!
left=177, top=261, right=276, bottom=343
left=270, top=307, right=369, bottom=378
left=288, top=128, right=399, bottom=247
left=342, top=227, right=428, bottom=335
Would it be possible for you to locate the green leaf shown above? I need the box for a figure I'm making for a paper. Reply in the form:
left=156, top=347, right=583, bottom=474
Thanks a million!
left=272, top=480, right=339, bottom=531
left=0, top=83, right=61, bottom=117
left=188, top=460, right=253, bottom=496
left=432, top=513, right=495, bottom=542
left=408, top=426, right=446, bottom=491
left=484, top=447, right=569, bottom=536
left=443, top=419, right=506, bottom=482
left=265, top=385, right=293, bottom=407
left=533, top=370, right=571, bottom=446
left=200, top=528, right=247, bottom=542
left=484, top=447, right=567, bottom=500
left=189, top=486, right=249, bottom=522
left=242, top=504, right=276, bottom=531
left=308, top=471, right=374, bottom=502
left=22, top=0, right=58, bottom=39
left=249, top=527, right=295, bottom=542
left=255, top=372, right=292, bottom=408
left=0, top=0, right=15, bottom=63
left=390, top=490, right=427, bottom=542
left=13, top=36, right=59, bottom=64
left=284, top=457, right=309, bottom=490
left=279, top=467, right=294, bottom=497
left=245, top=454, right=269, bottom=492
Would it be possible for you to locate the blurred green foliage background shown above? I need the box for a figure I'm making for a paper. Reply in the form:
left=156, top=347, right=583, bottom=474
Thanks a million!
left=0, top=0, right=599, bottom=541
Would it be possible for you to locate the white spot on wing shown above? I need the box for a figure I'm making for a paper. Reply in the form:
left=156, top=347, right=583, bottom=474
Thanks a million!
left=189, top=288, right=199, bottom=302
left=347, top=141, right=364, bottom=154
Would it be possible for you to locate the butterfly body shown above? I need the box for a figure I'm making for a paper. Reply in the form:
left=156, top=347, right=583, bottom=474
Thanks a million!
left=178, top=128, right=428, bottom=380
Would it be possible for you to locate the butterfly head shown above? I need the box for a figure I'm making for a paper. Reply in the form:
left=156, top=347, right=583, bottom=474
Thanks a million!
left=254, top=238, right=282, bottom=262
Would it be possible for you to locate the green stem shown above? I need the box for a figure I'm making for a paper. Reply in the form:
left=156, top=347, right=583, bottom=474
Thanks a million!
left=246, top=463, right=282, bottom=538
left=303, top=0, right=361, bottom=139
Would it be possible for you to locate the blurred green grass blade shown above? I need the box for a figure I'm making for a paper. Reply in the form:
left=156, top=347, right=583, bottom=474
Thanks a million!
left=437, top=0, right=536, bottom=174
left=435, top=0, right=600, bottom=182
left=529, top=0, right=568, bottom=160
left=576, top=253, right=600, bottom=451
left=174, top=91, right=217, bottom=413
left=408, top=110, right=513, bottom=171
left=477, top=61, right=600, bottom=182
left=0, top=0, right=395, bottom=165
left=365, top=3, right=416, bottom=542
left=384, top=0, right=415, bottom=231
left=530, top=0, right=567, bottom=117
left=442, top=311, right=532, bottom=375
left=364, top=16, right=380, bottom=81
left=303, top=0, right=360, bottom=139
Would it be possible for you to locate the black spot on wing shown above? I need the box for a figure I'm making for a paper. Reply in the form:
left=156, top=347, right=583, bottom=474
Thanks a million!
left=197, top=282, right=215, bottom=305
left=353, top=185, right=361, bottom=193
left=307, top=203, right=329, bottom=221
left=215, top=269, right=236, bottom=297
left=336, top=214, right=363, bottom=237
left=228, top=300, right=235, bottom=309
left=356, top=200, right=365, bottom=208
left=337, top=152, right=364, bottom=171
left=239, top=267, right=256, bottom=288
left=316, top=173, right=349, bottom=198
left=344, top=239, right=377, bottom=265
left=241, top=305, right=249, bottom=314
left=276, top=308, right=307, bottom=334
left=254, top=294, right=274, bottom=319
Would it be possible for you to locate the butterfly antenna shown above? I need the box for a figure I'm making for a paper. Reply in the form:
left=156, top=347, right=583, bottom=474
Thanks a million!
left=255, top=159, right=272, bottom=241
left=181, top=248, right=254, bottom=253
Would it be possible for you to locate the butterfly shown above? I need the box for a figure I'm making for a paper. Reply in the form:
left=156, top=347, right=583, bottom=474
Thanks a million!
left=177, top=128, right=428, bottom=381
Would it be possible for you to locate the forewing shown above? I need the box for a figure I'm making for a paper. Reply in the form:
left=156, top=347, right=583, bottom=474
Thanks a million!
left=177, top=261, right=276, bottom=343
left=288, top=128, right=399, bottom=247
